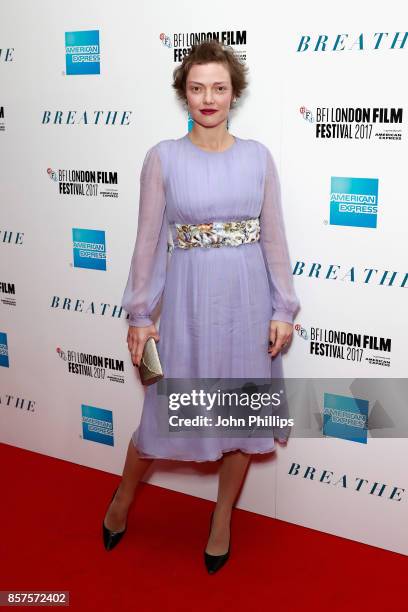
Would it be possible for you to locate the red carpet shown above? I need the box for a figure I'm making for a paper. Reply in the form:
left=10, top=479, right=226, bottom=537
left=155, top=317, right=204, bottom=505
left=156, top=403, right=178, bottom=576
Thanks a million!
left=0, top=442, right=405, bottom=611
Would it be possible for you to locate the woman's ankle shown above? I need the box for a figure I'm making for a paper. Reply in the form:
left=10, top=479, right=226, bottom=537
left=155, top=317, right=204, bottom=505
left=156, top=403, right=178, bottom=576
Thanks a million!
left=213, top=505, right=232, bottom=522
left=115, top=482, right=136, bottom=507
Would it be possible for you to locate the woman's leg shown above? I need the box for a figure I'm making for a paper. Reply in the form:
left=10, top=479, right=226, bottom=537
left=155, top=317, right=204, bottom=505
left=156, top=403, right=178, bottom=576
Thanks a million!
left=104, top=438, right=154, bottom=532
left=205, top=450, right=251, bottom=555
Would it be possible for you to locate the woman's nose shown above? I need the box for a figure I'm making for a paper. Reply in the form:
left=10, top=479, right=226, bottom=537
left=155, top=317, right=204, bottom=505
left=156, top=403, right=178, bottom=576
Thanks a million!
left=203, top=90, right=214, bottom=104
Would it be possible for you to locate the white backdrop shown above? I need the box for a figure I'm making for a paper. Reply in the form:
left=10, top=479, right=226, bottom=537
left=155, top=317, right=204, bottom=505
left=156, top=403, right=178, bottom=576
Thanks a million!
left=1, top=0, right=407, bottom=556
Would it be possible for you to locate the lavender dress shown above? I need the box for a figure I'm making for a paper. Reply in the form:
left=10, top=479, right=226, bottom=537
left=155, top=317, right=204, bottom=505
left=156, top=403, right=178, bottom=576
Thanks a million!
left=121, top=133, right=300, bottom=462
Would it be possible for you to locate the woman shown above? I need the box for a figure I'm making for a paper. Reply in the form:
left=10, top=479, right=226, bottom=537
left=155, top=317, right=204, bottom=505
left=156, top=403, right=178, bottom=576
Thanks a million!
left=102, top=40, right=300, bottom=574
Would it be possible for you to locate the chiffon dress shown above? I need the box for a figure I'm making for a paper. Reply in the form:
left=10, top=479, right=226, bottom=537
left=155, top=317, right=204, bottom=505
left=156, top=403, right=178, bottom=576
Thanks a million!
left=121, top=133, right=300, bottom=462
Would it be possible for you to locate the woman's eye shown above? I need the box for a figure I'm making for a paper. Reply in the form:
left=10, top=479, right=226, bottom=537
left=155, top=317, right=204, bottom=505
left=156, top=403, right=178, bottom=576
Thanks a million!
left=190, top=86, right=226, bottom=92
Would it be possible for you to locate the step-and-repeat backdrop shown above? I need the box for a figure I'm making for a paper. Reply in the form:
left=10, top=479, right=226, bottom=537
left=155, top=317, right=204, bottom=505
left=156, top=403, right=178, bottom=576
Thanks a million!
left=1, top=1, right=407, bottom=555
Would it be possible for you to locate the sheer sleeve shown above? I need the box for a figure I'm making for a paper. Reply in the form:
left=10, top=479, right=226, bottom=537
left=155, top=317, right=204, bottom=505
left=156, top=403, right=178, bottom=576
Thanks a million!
left=121, top=145, right=169, bottom=327
left=259, top=145, right=300, bottom=325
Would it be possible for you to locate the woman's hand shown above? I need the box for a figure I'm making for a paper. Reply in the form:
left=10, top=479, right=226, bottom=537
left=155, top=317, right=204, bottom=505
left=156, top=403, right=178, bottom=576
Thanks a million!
left=268, top=320, right=293, bottom=357
left=127, top=324, right=160, bottom=367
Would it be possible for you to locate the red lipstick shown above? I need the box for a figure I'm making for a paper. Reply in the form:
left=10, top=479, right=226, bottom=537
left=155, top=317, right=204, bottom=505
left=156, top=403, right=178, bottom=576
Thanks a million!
left=200, top=109, right=217, bottom=115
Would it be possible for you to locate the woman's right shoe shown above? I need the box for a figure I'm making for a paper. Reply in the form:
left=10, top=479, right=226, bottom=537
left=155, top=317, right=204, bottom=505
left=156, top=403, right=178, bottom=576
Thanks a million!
left=204, top=510, right=231, bottom=574
left=102, top=487, right=128, bottom=551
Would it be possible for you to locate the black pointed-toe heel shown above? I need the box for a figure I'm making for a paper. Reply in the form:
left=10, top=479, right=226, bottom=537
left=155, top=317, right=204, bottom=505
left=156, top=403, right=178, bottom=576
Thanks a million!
left=204, top=510, right=231, bottom=574
left=102, top=487, right=128, bottom=551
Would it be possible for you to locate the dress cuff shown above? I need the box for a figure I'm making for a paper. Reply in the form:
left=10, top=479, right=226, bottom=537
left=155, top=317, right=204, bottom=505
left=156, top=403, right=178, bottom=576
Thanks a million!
left=128, top=314, right=153, bottom=327
left=271, top=310, right=295, bottom=325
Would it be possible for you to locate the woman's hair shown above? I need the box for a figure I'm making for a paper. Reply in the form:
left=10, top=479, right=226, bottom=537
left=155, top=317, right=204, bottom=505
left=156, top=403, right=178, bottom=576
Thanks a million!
left=172, top=40, right=249, bottom=109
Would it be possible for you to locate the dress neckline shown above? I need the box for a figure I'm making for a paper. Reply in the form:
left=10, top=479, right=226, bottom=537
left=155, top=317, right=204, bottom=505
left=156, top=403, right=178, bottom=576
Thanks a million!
left=183, top=133, right=238, bottom=155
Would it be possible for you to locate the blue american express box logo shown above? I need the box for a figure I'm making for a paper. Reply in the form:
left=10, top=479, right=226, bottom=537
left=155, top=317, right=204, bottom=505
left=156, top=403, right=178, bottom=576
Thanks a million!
left=65, top=30, right=100, bottom=75
left=0, top=332, right=9, bottom=368
left=72, top=228, right=106, bottom=271
left=81, top=404, right=113, bottom=446
left=330, top=176, right=379, bottom=228
left=323, top=392, right=368, bottom=444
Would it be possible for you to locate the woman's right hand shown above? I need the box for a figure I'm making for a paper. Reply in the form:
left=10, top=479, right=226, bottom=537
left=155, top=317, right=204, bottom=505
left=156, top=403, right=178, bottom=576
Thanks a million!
left=127, top=324, right=160, bottom=367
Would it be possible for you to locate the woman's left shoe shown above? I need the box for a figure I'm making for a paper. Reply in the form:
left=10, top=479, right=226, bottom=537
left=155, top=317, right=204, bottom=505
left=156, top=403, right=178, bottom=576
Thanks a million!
left=102, top=487, right=128, bottom=551
left=204, top=510, right=231, bottom=574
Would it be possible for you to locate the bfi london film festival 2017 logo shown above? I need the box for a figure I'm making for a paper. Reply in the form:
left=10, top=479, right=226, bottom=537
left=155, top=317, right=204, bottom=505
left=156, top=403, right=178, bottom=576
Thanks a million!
left=295, top=324, right=392, bottom=368
left=300, top=105, right=403, bottom=141
left=47, top=167, right=119, bottom=198
left=56, top=346, right=125, bottom=384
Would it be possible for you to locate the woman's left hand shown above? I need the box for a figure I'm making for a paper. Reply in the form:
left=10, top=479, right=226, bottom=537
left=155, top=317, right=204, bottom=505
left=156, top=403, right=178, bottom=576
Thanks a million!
left=268, top=320, right=293, bottom=357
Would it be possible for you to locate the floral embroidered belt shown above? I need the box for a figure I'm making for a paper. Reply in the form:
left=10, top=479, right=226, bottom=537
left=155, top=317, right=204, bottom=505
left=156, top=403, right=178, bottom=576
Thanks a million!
left=168, top=217, right=260, bottom=251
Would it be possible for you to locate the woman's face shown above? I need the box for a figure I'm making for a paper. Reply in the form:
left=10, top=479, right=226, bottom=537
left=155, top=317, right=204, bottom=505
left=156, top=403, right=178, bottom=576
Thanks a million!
left=185, top=61, right=234, bottom=129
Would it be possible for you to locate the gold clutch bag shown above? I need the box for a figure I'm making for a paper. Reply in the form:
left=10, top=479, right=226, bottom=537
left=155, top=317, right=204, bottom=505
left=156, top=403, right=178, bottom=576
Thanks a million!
left=139, top=336, right=164, bottom=386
